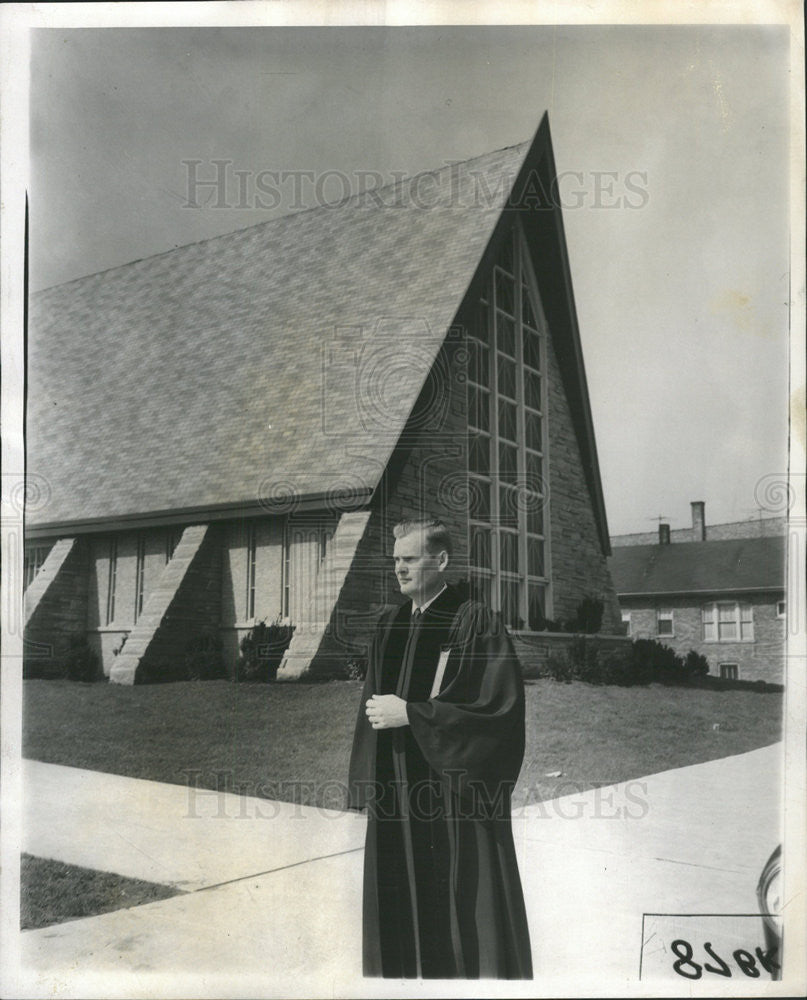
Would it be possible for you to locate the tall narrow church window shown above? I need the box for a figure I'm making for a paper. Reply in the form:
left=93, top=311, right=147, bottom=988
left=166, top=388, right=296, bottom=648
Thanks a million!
left=24, top=546, right=50, bottom=590
left=246, top=524, right=257, bottom=620
left=467, top=222, right=550, bottom=630
left=106, top=538, right=118, bottom=625
left=282, top=520, right=290, bottom=620
left=134, top=535, right=146, bottom=621
left=165, top=529, right=180, bottom=563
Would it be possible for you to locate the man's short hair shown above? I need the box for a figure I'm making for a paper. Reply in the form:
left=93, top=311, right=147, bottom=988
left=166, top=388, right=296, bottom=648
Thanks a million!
left=393, top=517, right=453, bottom=558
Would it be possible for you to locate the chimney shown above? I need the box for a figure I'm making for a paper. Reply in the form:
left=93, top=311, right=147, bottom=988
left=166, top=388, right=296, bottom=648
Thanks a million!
left=659, top=523, right=671, bottom=545
left=691, top=501, right=706, bottom=541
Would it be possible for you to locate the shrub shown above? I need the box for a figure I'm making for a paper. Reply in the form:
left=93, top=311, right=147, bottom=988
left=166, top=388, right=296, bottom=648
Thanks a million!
left=343, top=655, right=368, bottom=681
left=630, top=638, right=682, bottom=683
left=183, top=632, right=225, bottom=681
left=596, top=647, right=637, bottom=686
left=567, top=635, right=599, bottom=683
left=543, top=651, right=574, bottom=683
left=684, top=650, right=710, bottom=677
left=235, top=620, right=295, bottom=682
left=64, top=636, right=101, bottom=683
left=135, top=631, right=226, bottom=684
left=538, top=636, right=767, bottom=689
left=135, top=656, right=186, bottom=684
left=571, top=597, right=604, bottom=635
left=522, top=596, right=603, bottom=635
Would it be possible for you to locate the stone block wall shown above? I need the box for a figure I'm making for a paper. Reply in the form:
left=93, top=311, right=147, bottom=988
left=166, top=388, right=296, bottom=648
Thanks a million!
left=544, top=330, right=622, bottom=632
left=301, top=335, right=471, bottom=674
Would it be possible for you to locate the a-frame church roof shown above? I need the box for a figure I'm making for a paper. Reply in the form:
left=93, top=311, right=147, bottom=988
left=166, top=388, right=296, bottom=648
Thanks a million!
left=27, top=113, right=612, bottom=553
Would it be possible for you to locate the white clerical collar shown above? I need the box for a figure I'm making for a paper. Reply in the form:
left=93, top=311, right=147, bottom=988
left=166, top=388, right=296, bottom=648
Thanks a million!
left=412, top=583, right=447, bottom=616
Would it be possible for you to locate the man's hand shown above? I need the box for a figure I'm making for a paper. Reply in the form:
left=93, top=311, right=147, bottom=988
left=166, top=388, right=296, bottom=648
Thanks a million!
left=366, top=694, right=409, bottom=729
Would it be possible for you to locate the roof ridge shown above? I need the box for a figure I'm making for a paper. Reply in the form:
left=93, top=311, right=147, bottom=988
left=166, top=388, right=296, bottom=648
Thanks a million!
left=33, top=138, right=532, bottom=296
left=611, top=534, right=785, bottom=554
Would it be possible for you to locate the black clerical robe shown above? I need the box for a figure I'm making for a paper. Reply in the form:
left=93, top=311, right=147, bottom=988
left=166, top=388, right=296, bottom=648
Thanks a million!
left=348, top=585, right=533, bottom=980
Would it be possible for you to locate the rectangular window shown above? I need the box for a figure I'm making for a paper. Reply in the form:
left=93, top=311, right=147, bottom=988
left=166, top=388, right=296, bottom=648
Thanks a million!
left=165, top=529, right=180, bottom=564
left=106, top=538, right=118, bottom=625
left=719, top=663, right=739, bottom=681
left=739, top=604, right=753, bottom=640
left=718, top=602, right=738, bottom=640
left=246, top=524, right=257, bottom=621
left=657, top=607, right=674, bottom=636
left=23, top=546, right=50, bottom=590
left=527, top=583, right=547, bottom=630
left=702, top=604, right=716, bottom=641
left=134, top=535, right=146, bottom=621
left=466, top=222, right=549, bottom=631
left=621, top=611, right=632, bottom=637
left=776, top=600, right=786, bottom=619
left=702, top=602, right=754, bottom=642
left=282, top=520, right=290, bottom=620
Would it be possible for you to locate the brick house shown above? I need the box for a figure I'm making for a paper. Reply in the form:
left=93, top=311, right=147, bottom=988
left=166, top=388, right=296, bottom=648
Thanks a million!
left=24, top=113, right=623, bottom=684
left=609, top=503, right=786, bottom=683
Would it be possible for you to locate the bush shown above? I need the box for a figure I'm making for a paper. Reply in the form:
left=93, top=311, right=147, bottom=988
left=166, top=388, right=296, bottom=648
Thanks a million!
left=539, top=636, right=774, bottom=690
left=235, top=620, right=295, bottom=682
left=684, top=649, right=710, bottom=677
left=522, top=596, right=604, bottom=635
left=64, top=636, right=101, bottom=683
left=571, top=597, right=604, bottom=635
left=630, top=638, right=682, bottom=684
left=183, top=632, right=225, bottom=681
left=567, top=635, right=599, bottom=683
left=135, top=630, right=226, bottom=684
left=596, top=647, right=638, bottom=686
left=543, top=652, right=573, bottom=683
left=343, top=655, right=368, bottom=681
left=135, top=655, right=185, bottom=684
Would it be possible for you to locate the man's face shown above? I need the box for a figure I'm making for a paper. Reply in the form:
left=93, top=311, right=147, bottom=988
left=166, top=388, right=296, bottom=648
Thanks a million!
left=393, top=530, right=447, bottom=606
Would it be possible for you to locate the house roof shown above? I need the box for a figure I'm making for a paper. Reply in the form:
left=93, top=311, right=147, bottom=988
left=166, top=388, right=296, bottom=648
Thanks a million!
left=27, top=113, right=612, bottom=552
left=608, top=535, right=786, bottom=597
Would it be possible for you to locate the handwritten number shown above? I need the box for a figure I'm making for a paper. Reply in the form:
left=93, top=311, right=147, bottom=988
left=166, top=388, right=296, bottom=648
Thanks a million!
left=703, top=942, right=731, bottom=977
left=671, top=940, right=702, bottom=980
left=755, top=946, right=780, bottom=976
left=670, top=939, right=775, bottom=980
left=733, top=949, right=760, bottom=978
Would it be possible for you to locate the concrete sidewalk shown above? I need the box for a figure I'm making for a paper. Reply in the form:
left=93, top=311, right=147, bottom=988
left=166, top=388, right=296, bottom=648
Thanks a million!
left=17, top=744, right=783, bottom=996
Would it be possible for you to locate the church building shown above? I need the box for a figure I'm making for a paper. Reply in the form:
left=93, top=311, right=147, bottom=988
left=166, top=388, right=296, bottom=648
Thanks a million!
left=24, top=114, right=623, bottom=683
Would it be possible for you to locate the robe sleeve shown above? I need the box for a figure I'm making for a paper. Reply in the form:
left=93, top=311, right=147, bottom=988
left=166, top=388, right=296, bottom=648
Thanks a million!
left=405, top=600, right=526, bottom=804
left=346, top=612, right=384, bottom=811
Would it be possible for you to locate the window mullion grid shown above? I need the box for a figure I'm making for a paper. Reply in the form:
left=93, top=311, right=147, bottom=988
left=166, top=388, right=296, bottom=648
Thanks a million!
left=134, top=535, right=145, bottom=622
left=467, top=326, right=492, bottom=598
left=106, top=537, right=117, bottom=626
left=282, top=518, right=290, bottom=620
left=488, top=280, right=502, bottom=617
left=517, top=222, right=551, bottom=624
left=514, top=231, right=528, bottom=630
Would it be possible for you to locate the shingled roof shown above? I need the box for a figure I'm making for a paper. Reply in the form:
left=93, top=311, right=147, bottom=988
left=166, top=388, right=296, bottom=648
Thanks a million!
left=27, top=113, right=611, bottom=549
left=608, top=535, right=786, bottom=597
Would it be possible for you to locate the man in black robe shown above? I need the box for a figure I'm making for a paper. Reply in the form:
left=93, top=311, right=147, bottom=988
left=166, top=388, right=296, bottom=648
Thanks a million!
left=348, top=518, right=533, bottom=979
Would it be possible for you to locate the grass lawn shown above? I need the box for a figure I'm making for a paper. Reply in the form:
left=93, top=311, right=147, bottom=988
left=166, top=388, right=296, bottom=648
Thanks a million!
left=21, top=854, right=181, bottom=929
left=23, top=677, right=783, bottom=807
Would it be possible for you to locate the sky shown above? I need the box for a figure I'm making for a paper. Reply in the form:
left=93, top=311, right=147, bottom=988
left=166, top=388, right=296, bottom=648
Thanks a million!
left=28, top=24, right=791, bottom=536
